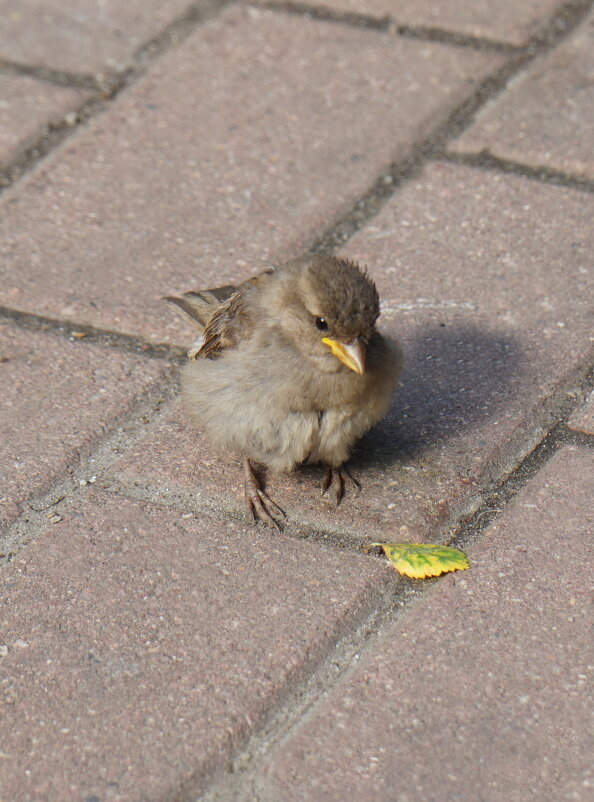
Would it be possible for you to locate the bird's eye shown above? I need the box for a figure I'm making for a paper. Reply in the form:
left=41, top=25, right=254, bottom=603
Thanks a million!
left=315, top=317, right=329, bottom=331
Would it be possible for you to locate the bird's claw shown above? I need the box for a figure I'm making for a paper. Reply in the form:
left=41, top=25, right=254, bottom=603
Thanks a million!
left=321, top=465, right=361, bottom=506
left=243, top=458, right=286, bottom=531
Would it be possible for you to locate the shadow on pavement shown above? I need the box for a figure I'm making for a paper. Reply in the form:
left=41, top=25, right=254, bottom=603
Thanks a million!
left=353, top=321, right=522, bottom=469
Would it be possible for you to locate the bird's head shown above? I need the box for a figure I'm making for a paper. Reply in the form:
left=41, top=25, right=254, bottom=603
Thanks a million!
left=277, top=255, right=380, bottom=375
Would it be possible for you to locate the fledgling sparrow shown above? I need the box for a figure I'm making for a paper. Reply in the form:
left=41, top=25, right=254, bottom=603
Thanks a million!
left=166, top=254, right=403, bottom=529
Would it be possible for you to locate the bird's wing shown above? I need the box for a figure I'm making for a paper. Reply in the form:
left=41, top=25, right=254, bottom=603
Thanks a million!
left=177, top=267, right=275, bottom=360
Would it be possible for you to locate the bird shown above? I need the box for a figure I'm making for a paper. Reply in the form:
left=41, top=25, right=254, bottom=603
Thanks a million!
left=165, top=254, right=403, bottom=530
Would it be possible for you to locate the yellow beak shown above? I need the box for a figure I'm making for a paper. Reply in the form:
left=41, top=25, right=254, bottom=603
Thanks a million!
left=322, top=337, right=365, bottom=375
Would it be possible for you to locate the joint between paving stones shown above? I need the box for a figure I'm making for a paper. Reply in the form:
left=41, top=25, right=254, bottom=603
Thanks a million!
left=441, top=151, right=594, bottom=194
left=387, top=22, right=518, bottom=54
left=0, top=58, right=104, bottom=91
left=447, top=365, right=594, bottom=552
left=251, top=0, right=594, bottom=55
left=450, top=422, right=594, bottom=556
left=127, top=0, right=237, bottom=74
left=0, top=305, right=186, bottom=362
left=252, top=0, right=519, bottom=53
left=97, top=475, right=392, bottom=553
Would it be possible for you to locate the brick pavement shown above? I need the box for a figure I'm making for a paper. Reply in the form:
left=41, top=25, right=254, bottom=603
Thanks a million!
left=1, top=2, right=592, bottom=801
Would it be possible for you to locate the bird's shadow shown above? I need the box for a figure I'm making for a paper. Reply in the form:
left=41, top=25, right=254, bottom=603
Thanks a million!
left=351, top=321, right=522, bottom=469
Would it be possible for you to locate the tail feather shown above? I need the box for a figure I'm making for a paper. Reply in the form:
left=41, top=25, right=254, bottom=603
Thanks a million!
left=185, top=285, right=237, bottom=304
left=163, top=296, right=206, bottom=330
left=163, top=285, right=238, bottom=329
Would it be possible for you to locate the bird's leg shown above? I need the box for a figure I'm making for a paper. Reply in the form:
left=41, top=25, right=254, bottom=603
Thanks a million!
left=321, top=464, right=361, bottom=505
left=243, top=458, right=287, bottom=531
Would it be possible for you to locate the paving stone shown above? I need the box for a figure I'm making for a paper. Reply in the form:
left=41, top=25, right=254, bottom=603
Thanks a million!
left=0, top=5, right=502, bottom=345
left=451, top=11, right=594, bottom=179
left=110, top=163, right=593, bottom=542
left=0, top=490, right=392, bottom=801
left=0, top=73, right=87, bottom=168
left=568, top=389, right=594, bottom=435
left=0, top=0, right=197, bottom=75
left=255, top=446, right=594, bottom=801
left=292, top=0, right=565, bottom=45
left=0, top=321, right=169, bottom=531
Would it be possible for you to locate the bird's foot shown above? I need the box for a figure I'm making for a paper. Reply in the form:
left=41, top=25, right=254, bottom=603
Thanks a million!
left=243, top=458, right=287, bottom=532
left=321, top=464, right=361, bottom=505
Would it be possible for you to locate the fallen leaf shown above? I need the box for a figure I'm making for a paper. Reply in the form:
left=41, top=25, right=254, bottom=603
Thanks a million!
left=363, top=542, right=469, bottom=579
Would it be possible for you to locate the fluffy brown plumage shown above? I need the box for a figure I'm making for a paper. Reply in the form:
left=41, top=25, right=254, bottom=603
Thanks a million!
left=166, top=254, right=403, bottom=529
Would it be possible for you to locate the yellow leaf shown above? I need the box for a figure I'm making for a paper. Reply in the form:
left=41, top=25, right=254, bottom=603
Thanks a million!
left=363, top=542, right=469, bottom=579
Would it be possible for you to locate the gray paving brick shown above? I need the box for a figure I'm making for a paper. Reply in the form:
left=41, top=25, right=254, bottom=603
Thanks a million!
left=451, top=10, right=594, bottom=179
left=110, top=163, right=593, bottom=541
left=0, top=0, right=197, bottom=75
left=255, top=446, right=594, bottom=802
left=0, top=6, right=502, bottom=344
left=0, top=490, right=392, bottom=800
left=0, top=321, right=169, bottom=531
left=0, top=73, right=86, bottom=168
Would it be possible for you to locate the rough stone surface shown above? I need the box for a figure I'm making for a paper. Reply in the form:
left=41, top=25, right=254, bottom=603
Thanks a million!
left=0, top=490, right=392, bottom=801
left=0, top=73, right=86, bottom=168
left=0, top=5, right=502, bottom=344
left=256, top=446, right=594, bottom=801
left=0, top=321, right=169, bottom=531
left=451, top=11, right=594, bottom=179
left=568, top=389, right=594, bottom=435
left=296, top=0, right=565, bottom=45
left=110, top=163, right=593, bottom=541
left=0, top=0, right=197, bottom=75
